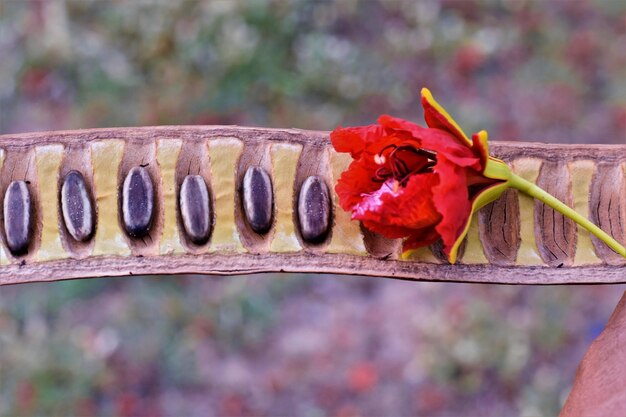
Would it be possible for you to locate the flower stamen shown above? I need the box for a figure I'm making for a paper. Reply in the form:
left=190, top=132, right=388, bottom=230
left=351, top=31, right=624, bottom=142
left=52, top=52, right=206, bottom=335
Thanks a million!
left=372, top=145, right=437, bottom=186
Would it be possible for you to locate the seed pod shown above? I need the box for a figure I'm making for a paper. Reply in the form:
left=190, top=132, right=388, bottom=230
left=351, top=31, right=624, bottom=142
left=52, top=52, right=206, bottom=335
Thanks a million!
left=242, top=166, right=273, bottom=234
left=297, top=175, right=330, bottom=243
left=3, top=181, right=31, bottom=254
left=179, top=175, right=211, bottom=244
left=122, top=167, right=154, bottom=237
left=61, top=170, right=95, bottom=242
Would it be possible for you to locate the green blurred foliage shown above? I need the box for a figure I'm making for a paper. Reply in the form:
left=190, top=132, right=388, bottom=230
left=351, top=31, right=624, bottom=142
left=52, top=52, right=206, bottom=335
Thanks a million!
left=1, top=0, right=624, bottom=141
left=0, top=1, right=625, bottom=416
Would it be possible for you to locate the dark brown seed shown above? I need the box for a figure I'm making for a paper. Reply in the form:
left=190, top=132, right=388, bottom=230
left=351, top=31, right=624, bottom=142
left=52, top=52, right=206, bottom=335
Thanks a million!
left=61, top=170, right=94, bottom=242
left=297, top=176, right=330, bottom=243
left=122, top=167, right=154, bottom=237
left=179, top=175, right=211, bottom=244
left=242, top=166, right=273, bottom=234
left=3, top=181, right=31, bottom=255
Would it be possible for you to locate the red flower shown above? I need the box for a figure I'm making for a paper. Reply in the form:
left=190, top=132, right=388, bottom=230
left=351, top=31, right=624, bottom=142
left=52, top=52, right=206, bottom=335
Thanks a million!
left=330, top=88, right=511, bottom=263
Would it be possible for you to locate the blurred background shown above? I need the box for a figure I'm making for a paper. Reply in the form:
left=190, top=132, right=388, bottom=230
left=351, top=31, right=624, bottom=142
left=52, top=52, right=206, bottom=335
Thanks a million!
left=0, top=0, right=625, bottom=416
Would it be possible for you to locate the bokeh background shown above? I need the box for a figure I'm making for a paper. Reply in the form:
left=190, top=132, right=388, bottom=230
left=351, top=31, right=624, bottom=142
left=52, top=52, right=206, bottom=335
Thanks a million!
left=0, top=1, right=625, bottom=416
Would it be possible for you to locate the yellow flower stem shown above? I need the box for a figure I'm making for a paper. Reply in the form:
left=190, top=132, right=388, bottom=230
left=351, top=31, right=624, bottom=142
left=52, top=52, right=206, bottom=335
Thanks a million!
left=508, top=173, right=626, bottom=257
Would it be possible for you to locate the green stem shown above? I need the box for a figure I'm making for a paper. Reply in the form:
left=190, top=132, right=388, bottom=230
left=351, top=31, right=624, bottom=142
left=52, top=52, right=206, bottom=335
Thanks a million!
left=508, top=173, right=626, bottom=258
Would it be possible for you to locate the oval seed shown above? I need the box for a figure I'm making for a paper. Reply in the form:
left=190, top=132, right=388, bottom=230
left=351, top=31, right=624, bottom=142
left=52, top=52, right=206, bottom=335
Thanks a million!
left=179, top=175, right=211, bottom=244
left=297, top=175, right=331, bottom=243
left=61, top=170, right=94, bottom=242
left=3, top=181, right=31, bottom=254
left=242, top=166, right=273, bottom=234
left=122, top=167, right=154, bottom=237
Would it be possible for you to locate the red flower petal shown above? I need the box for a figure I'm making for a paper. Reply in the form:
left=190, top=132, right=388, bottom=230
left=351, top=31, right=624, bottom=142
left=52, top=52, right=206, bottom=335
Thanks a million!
left=330, top=125, right=384, bottom=159
left=394, top=173, right=442, bottom=228
left=329, top=91, right=503, bottom=262
left=377, top=114, right=428, bottom=136
left=403, top=227, right=441, bottom=251
left=335, top=133, right=432, bottom=212
left=360, top=219, right=419, bottom=239
left=352, top=174, right=441, bottom=236
left=420, top=89, right=471, bottom=145
left=335, top=157, right=380, bottom=211
left=431, top=155, right=472, bottom=256
left=471, top=131, right=489, bottom=172
left=377, top=115, right=482, bottom=170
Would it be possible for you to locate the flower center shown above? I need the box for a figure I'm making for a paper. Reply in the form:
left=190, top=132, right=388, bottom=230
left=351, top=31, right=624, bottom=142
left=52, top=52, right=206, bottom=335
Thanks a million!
left=372, top=144, right=437, bottom=186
